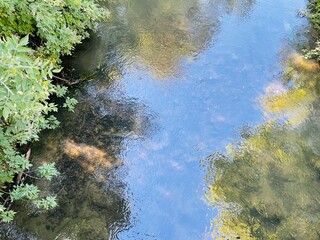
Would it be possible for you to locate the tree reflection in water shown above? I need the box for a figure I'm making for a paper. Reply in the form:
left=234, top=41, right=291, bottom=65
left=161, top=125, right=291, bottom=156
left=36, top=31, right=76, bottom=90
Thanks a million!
left=203, top=53, right=320, bottom=239
left=0, top=0, right=259, bottom=238
left=68, top=0, right=255, bottom=79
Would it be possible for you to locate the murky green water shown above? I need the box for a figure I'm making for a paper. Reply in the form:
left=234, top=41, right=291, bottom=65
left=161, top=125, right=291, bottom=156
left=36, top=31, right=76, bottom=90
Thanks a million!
left=0, top=0, right=311, bottom=239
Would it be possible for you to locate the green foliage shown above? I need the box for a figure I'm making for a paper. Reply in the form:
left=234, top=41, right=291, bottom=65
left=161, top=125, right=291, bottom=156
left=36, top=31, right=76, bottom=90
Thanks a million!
left=37, top=163, right=59, bottom=180
left=63, top=97, right=78, bottom=112
left=0, top=210, right=16, bottom=223
left=11, top=184, right=40, bottom=201
left=0, top=126, right=32, bottom=184
left=0, top=204, right=14, bottom=222
left=307, top=0, right=320, bottom=31
left=304, top=1, right=320, bottom=60
left=0, top=0, right=108, bottom=60
left=0, top=35, right=60, bottom=143
left=0, top=1, right=34, bottom=36
left=35, top=196, right=58, bottom=210
left=55, top=85, right=68, bottom=97
left=11, top=184, right=58, bottom=211
left=304, top=40, right=320, bottom=60
left=0, top=0, right=106, bottom=223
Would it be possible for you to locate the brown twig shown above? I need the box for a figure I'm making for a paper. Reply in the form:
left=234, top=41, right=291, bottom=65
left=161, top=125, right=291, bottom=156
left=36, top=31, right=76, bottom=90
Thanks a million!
left=53, top=75, right=80, bottom=86
left=15, top=148, right=31, bottom=186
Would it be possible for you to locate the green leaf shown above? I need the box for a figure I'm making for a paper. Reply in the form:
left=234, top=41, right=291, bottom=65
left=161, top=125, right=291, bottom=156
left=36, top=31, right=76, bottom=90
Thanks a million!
left=0, top=210, right=16, bottom=223
left=63, top=97, right=78, bottom=112
left=52, top=68, right=62, bottom=73
left=0, top=204, right=5, bottom=212
left=19, top=35, right=29, bottom=46
left=10, top=184, right=40, bottom=201
left=38, top=162, right=59, bottom=180
left=35, top=196, right=58, bottom=210
left=2, top=107, right=10, bottom=120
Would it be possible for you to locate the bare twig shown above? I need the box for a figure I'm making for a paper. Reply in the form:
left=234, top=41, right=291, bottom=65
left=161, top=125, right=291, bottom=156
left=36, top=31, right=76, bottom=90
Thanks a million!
left=53, top=75, right=80, bottom=86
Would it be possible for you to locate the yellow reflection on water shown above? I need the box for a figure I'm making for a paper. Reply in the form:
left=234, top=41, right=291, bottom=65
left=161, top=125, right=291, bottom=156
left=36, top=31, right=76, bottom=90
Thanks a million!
left=204, top=53, right=320, bottom=239
left=262, top=53, right=319, bottom=125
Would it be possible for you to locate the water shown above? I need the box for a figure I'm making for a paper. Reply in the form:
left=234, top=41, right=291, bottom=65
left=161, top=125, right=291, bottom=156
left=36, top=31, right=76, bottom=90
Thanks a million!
left=0, top=0, right=307, bottom=239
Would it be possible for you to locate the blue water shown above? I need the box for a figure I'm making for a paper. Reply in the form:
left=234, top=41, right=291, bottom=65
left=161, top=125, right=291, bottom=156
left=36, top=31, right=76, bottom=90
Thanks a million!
left=0, top=0, right=306, bottom=239
left=112, top=0, right=306, bottom=239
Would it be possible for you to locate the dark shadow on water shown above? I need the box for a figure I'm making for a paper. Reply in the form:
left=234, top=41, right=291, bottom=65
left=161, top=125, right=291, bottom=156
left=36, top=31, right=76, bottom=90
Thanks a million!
left=0, top=77, right=154, bottom=239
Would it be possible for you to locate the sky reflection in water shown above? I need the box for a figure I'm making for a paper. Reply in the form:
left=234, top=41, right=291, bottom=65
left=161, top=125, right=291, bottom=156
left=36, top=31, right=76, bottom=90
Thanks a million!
left=0, top=0, right=307, bottom=239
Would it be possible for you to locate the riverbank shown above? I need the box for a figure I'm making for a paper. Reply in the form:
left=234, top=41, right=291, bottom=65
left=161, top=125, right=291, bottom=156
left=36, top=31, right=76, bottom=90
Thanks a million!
left=0, top=1, right=107, bottom=222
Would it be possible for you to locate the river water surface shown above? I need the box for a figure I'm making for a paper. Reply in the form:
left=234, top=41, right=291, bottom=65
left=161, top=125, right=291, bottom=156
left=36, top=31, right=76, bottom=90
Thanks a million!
left=0, top=0, right=307, bottom=239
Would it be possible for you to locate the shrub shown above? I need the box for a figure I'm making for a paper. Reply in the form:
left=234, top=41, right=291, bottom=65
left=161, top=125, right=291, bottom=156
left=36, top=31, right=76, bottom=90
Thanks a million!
left=0, top=0, right=107, bottom=222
